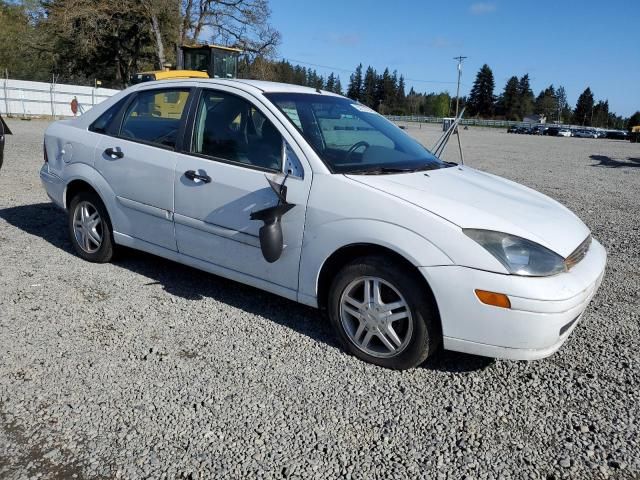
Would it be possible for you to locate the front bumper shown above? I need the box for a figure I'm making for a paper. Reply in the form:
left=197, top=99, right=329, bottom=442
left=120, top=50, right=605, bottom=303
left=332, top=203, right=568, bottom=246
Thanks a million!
left=421, top=238, right=607, bottom=360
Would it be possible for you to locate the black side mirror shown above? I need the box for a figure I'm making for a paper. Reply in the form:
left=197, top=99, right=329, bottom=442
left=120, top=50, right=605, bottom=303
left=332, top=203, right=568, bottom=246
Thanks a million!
left=250, top=175, right=295, bottom=263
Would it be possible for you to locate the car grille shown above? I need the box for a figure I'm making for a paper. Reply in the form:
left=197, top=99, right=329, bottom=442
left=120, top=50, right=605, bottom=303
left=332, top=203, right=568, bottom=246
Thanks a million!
left=564, top=235, right=592, bottom=270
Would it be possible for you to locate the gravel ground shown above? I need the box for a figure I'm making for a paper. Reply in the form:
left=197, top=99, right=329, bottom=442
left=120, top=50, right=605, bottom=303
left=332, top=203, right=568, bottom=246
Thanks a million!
left=0, top=118, right=638, bottom=480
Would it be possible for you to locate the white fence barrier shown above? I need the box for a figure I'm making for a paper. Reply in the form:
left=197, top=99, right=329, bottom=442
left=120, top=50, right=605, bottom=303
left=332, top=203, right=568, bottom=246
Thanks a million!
left=0, top=78, right=120, bottom=118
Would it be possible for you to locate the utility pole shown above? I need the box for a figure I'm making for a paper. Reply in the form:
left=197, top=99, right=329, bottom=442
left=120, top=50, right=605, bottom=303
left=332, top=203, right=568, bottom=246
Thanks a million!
left=453, top=56, right=467, bottom=117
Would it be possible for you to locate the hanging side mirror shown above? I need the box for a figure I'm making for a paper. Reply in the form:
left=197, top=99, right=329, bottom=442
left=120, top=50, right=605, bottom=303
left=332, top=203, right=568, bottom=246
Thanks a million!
left=250, top=174, right=295, bottom=263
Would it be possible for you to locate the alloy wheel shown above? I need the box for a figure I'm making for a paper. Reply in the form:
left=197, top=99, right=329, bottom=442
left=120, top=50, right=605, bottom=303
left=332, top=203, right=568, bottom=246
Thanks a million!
left=72, top=200, right=103, bottom=254
left=339, top=276, right=413, bottom=358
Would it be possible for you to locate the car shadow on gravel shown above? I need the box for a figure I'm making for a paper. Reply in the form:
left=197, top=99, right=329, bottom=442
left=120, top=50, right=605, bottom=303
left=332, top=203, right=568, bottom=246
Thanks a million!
left=0, top=202, right=73, bottom=252
left=590, top=154, right=640, bottom=168
left=1, top=202, right=494, bottom=373
left=423, top=349, right=495, bottom=372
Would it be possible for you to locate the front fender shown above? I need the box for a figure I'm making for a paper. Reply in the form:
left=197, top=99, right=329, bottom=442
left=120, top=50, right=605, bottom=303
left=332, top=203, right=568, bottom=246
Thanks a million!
left=297, top=218, right=453, bottom=306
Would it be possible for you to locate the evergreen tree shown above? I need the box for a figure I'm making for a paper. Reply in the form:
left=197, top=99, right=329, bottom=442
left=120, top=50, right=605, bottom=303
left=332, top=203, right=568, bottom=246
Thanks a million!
left=396, top=75, right=406, bottom=105
left=362, top=66, right=377, bottom=108
left=556, top=85, right=570, bottom=123
left=347, top=63, right=363, bottom=101
left=467, top=64, right=495, bottom=117
left=498, top=76, right=520, bottom=120
left=534, top=85, right=557, bottom=120
left=516, top=74, right=534, bottom=119
left=574, top=87, right=595, bottom=126
left=333, top=76, right=343, bottom=95
left=377, top=68, right=396, bottom=112
left=325, top=72, right=336, bottom=92
left=592, top=100, right=609, bottom=128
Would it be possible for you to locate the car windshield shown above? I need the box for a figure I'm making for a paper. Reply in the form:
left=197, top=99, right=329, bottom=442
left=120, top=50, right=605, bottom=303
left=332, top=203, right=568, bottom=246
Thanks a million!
left=264, top=92, right=450, bottom=174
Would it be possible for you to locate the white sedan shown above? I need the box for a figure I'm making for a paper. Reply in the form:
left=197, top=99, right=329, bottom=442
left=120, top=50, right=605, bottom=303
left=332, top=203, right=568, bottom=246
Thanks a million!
left=40, top=80, right=606, bottom=369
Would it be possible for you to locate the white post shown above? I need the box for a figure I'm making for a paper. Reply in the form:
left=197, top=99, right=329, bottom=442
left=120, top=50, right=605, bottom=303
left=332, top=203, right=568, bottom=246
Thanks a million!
left=20, top=89, right=26, bottom=118
left=3, top=69, right=9, bottom=117
left=50, top=77, right=55, bottom=119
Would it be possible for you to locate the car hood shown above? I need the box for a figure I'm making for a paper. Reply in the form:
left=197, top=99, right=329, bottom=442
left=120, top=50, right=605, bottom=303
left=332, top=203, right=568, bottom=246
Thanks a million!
left=346, top=166, right=590, bottom=258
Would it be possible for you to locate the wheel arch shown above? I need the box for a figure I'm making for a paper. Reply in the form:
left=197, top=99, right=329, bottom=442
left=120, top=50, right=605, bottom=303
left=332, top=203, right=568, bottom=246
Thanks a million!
left=64, top=178, right=102, bottom=210
left=62, top=164, right=121, bottom=235
left=316, top=243, right=442, bottom=334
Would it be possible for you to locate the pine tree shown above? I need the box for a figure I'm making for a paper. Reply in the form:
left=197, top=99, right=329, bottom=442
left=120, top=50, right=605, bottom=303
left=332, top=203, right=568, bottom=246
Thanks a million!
left=362, top=66, right=377, bottom=108
left=467, top=64, right=495, bottom=117
left=325, top=72, right=336, bottom=92
left=396, top=75, right=406, bottom=105
left=499, top=76, right=520, bottom=120
left=574, top=87, right=595, bottom=126
left=333, top=76, right=343, bottom=95
left=556, top=86, right=570, bottom=123
left=592, top=99, right=609, bottom=128
left=347, top=63, right=363, bottom=101
left=534, top=85, right=557, bottom=120
left=517, top=74, right=534, bottom=119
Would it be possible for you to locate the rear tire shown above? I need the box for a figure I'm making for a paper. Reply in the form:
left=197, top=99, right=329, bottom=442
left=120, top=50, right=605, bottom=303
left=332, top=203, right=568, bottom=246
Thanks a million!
left=68, top=190, right=114, bottom=263
left=327, top=255, right=440, bottom=370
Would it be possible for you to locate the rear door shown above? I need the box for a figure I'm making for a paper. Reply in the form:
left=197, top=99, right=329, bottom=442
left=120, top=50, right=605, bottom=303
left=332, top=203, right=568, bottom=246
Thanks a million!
left=94, top=87, right=191, bottom=251
left=173, top=87, right=311, bottom=291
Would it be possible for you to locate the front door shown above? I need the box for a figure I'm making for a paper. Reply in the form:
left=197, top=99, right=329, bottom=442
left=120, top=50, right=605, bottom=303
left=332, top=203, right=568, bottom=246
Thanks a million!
left=173, top=88, right=311, bottom=292
left=94, top=87, right=191, bottom=251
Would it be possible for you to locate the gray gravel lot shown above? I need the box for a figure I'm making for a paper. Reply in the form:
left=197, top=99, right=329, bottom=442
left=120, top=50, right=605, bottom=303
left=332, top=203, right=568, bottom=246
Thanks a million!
left=0, top=118, right=638, bottom=479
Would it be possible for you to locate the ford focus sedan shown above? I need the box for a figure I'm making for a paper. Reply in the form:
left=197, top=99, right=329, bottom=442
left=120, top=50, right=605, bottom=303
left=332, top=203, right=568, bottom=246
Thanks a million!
left=40, top=80, right=606, bottom=369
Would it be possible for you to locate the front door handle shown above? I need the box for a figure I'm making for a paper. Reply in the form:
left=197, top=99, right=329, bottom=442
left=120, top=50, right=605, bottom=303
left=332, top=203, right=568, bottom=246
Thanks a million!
left=184, top=170, right=212, bottom=183
left=104, top=148, right=124, bottom=159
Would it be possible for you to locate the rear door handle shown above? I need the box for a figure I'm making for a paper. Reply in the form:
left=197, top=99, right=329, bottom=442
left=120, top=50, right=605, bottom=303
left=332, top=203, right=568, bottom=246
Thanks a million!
left=184, top=170, right=212, bottom=183
left=104, top=148, right=124, bottom=159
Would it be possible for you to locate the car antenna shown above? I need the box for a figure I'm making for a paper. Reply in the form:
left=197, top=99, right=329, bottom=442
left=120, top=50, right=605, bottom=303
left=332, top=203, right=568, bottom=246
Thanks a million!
left=431, top=107, right=466, bottom=165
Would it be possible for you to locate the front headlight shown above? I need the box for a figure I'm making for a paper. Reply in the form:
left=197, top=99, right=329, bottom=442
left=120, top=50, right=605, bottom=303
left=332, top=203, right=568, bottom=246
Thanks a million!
left=463, top=229, right=566, bottom=277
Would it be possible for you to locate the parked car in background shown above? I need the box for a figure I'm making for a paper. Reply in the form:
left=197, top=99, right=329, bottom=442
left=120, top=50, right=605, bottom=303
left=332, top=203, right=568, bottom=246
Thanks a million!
left=544, top=126, right=561, bottom=136
left=40, top=79, right=607, bottom=369
left=574, top=129, right=598, bottom=138
left=606, top=130, right=629, bottom=140
left=557, top=128, right=572, bottom=137
left=0, top=114, right=11, bottom=171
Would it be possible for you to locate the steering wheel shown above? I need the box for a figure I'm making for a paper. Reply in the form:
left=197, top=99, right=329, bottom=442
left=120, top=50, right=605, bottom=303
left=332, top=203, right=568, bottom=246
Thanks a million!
left=344, top=141, right=370, bottom=163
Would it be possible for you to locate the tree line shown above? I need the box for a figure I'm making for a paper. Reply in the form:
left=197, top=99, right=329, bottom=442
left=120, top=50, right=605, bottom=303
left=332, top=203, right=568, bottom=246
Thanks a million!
left=0, top=0, right=279, bottom=87
left=466, top=64, right=627, bottom=129
left=1, top=1, right=636, bottom=128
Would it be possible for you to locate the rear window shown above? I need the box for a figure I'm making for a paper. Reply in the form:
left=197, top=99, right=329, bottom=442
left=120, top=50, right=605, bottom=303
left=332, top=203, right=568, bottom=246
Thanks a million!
left=119, top=89, right=190, bottom=149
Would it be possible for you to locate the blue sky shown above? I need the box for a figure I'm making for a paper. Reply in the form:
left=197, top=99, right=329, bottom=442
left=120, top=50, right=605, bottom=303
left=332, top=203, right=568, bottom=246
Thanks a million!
left=269, top=0, right=639, bottom=117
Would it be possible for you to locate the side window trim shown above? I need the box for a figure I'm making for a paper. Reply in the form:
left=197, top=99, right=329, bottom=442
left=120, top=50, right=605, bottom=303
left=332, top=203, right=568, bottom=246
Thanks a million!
left=88, top=97, right=129, bottom=135
left=184, top=87, right=284, bottom=174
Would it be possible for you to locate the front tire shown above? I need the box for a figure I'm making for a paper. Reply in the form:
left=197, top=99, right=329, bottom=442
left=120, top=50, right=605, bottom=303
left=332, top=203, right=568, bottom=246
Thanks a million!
left=68, top=191, right=114, bottom=263
left=328, top=256, right=440, bottom=370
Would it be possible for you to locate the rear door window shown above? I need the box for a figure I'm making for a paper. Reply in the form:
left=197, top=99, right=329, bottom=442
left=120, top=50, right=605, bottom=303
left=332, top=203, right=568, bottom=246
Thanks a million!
left=120, top=89, right=190, bottom=149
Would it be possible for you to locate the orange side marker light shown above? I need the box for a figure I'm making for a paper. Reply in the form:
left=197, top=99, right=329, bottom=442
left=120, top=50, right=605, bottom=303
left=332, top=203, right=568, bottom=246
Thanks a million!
left=475, top=289, right=511, bottom=309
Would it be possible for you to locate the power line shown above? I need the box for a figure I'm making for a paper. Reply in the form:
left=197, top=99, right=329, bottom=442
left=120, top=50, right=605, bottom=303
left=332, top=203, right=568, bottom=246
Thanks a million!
left=453, top=56, right=467, bottom=117
left=277, top=56, right=462, bottom=86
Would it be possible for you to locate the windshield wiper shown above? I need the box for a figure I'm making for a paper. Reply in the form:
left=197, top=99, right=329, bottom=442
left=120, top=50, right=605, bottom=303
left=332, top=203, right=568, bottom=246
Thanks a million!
left=347, top=167, right=413, bottom=175
left=347, top=164, right=441, bottom=175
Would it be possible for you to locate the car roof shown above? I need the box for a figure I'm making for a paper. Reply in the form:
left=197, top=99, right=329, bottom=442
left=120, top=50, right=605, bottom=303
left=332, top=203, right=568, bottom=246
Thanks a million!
left=135, top=78, right=342, bottom=97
